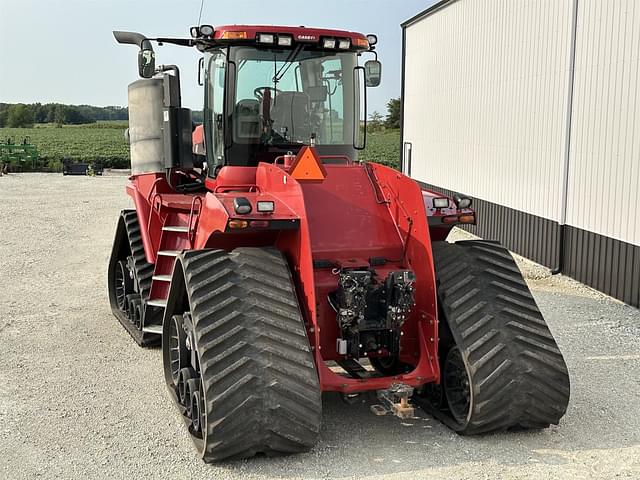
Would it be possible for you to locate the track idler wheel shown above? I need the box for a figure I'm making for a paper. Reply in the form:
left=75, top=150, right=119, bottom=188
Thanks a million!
left=185, top=378, right=200, bottom=419
left=190, top=387, right=204, bottom=434
left=130, top=297, right=142, bottom=330
left=177, top=367, right=196, bottom=407
left=125, top=294, right=139, bottom=321
left=168, top=315, right=189, bottom=386
left=442, top=346, right=471, bottom=425
left=114, top=260, right=133, bottom=312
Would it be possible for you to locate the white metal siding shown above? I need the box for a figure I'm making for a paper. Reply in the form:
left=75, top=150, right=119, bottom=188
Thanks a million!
left=566, top=0, right=640, bottom=246
left=403, top=0, right=573, bottom=222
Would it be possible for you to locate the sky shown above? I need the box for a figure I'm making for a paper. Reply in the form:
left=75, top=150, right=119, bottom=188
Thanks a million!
left=0, top=0, right=435, bottom=115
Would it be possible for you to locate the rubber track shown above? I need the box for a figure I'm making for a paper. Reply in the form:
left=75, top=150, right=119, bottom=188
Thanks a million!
left=108, top=210, right=158, bottom=347
left=418, top=240, right=570, bottom=433
left=121, top=211, right=154, bottom=300
left=178, top=248, right=322, bottom=461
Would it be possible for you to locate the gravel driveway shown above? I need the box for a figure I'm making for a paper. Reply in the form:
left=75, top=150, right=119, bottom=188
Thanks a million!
left=1, top=173, right=639, bottom=479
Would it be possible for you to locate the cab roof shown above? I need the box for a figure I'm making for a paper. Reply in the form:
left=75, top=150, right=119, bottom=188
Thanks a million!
left=210, top=25, right=371, bottom=49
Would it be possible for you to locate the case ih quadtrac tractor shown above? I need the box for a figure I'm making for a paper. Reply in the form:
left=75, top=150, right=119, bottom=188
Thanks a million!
left=108, top=25, right=570, bottom=462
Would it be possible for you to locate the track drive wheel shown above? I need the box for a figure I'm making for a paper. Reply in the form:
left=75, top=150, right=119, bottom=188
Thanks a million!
left=415, top=240, right=570, bottom=433
left=162, top=248, right=322, bottom=462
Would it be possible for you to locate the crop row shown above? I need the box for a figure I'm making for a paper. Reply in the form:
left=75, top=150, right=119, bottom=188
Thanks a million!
left=0, top=124, right=400, bottom=172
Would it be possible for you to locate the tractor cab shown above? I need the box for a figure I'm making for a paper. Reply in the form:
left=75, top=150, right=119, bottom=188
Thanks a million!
left=200, top=26, right=381, bottom=172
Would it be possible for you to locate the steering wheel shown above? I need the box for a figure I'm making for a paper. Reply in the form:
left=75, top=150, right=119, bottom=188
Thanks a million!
left=254, top=86, right=282, bottom=101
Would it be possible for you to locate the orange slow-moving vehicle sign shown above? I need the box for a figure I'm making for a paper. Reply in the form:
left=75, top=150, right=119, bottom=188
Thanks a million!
left=289, top=146, right=327, bottom=182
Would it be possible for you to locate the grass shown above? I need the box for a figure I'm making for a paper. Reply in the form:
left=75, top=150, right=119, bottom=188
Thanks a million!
left=0, top=123, right=400, bottom=172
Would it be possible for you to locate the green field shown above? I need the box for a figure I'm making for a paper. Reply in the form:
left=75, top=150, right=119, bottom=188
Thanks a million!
left=361, top=129, right=400, bottom=169
left=0, top=123, right=399, bottom=172
left=0, top=122, right=129, bottom=172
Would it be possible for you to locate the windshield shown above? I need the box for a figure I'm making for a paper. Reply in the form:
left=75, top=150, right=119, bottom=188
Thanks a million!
left=205, top=46, right=359, bottom=168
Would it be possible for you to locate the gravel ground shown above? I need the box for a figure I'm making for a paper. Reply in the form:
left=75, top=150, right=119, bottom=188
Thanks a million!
left=1, top=173, right=639, bottom=480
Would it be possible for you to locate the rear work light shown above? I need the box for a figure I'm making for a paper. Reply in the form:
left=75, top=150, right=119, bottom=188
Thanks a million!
left=323, top=38, right=336, bottom=49
left=257, top=201, right=275, bottom=213
left=338, top=39, right=350, bottom=49
left=277, top=35, right=293, bottom=47
left=221, top=31, right=247, bottom=40
left=453, top=193, right=472, bottom=209
left=433, top=197, right=449, bottom=208
left=257, top=33, right=275, bottom=44
left=233, top=197, right=252, bottom=214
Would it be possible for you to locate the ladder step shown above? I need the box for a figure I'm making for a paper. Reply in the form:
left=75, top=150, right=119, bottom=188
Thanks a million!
left=152, top=274, right=172, bottom=282
left=162, top=226, right=189, bottom=233
left=142, top=324, right=163, bottom=335
left=158, top=250, right=181, bottom=257
left=147, top=299, right=167, bottom=308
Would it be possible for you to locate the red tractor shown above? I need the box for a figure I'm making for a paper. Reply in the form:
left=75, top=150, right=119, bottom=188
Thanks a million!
left=109, top=25, right=570, bottom=462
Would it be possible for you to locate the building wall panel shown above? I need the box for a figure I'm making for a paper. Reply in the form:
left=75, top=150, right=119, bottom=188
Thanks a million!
left=403, top=0, right=573, bottom=222
left=566, top=0, right=640, bottom=246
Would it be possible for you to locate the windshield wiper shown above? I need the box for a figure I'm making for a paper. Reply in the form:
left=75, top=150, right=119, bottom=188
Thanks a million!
left=273, top=45, right=303, bottom=83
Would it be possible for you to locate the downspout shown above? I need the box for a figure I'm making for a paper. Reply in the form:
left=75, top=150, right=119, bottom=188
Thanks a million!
left=552, top=0, right=579, bottom=275
left=399, top=26, right=407, bottom=171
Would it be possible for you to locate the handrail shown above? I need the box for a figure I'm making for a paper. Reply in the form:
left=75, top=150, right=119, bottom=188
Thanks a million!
left=214, top=184, right=261, bottom=193
left=187, top=196, right=203, bottom=247
left=146, top=177, right=164, bottom=202
left=319, top=155, right=352, bottom=164
left=147, top=192, right=164, bottom=253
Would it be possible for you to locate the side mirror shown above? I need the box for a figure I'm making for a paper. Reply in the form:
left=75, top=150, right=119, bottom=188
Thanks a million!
left=138, top=49, right=156, bottom=78
left=364, top=60, right=382, bottom=87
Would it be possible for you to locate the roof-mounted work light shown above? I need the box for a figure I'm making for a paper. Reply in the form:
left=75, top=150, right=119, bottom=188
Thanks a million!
left=199, top=25, right=214, bottom=36
left=278, top=35, right=293, bottom=46
left=323, top=38, right=336, bottom=49
left=257, top=33, right=275, bottom=44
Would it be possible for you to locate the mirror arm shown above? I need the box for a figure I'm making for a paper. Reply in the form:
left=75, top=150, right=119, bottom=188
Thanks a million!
left=113, top=31, right=154, bottom=53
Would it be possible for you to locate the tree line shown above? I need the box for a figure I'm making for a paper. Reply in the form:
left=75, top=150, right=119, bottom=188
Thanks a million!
left=0, top=103, right=129, bottom=128
left=368, top=98, right=400, bottom=132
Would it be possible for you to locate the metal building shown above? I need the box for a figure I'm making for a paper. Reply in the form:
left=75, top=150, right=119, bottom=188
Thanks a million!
left=401, top=0, right=640, bottom=308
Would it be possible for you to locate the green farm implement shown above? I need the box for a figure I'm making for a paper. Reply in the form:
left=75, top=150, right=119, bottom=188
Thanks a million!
left=0, top=137, right=40, bottom=172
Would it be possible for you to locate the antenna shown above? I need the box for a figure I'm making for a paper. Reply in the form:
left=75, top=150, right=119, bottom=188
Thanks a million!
left=196, top=0, right=205, bottom=27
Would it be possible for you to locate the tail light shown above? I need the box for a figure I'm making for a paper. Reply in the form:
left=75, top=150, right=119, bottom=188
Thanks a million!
left=228, top=220, right=248, bottom=229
